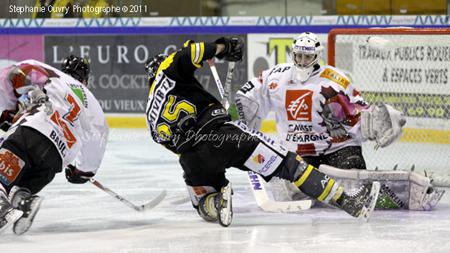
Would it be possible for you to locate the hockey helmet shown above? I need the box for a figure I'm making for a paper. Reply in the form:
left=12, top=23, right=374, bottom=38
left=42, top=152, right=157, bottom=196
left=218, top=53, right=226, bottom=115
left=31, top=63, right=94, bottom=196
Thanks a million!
left=145, top=54, right=167, bottom=84
left=292, top=32, right=323, bottom=82
left=61, top=55, right=90, bottom=84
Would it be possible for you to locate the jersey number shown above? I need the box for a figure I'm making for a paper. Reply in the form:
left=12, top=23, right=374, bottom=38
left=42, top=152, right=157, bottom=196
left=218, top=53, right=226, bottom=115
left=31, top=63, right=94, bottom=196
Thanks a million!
left=156, top=95, right=196, bottom=139
left=50, top=94, right=81, bottom=148
left=239, top=81, right=255, bottom=94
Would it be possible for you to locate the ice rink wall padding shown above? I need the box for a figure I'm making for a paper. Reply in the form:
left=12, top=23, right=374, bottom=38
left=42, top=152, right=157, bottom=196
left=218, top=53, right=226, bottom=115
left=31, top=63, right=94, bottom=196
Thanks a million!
left=0, top=16, right=449, bottom=144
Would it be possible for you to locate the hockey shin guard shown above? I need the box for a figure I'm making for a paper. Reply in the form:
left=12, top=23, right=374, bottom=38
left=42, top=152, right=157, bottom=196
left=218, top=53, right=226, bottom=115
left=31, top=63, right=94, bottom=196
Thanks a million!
left=293, top=163, right=343, bottom=204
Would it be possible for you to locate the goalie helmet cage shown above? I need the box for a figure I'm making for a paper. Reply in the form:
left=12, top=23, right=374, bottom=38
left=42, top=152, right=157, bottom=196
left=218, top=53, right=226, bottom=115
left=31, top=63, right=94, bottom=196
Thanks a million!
left=327, top=28, right=450, bottom=186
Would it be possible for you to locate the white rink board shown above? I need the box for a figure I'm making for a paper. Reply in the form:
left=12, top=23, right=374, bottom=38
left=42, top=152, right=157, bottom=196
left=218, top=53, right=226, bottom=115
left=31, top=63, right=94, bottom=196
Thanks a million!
left=2, top=129, right=450, bottom=253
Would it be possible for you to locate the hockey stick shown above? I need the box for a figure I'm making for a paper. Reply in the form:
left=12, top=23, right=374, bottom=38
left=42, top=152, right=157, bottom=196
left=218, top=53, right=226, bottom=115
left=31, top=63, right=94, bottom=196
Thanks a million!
left=207, top=59, right=232, bottom=110
left=89, top=178, right=166, bottom=212
left=247, top=171, right=312, bottom=212
left=207, top=60, right=312, bottom=212
left=221, top=61, right=235, bottom=110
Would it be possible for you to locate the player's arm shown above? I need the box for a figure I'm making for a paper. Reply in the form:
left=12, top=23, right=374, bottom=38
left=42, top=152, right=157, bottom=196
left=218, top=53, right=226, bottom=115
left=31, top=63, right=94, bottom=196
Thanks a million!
left=176, top=37, right=243, bottom=78
left=65, top=91, right=109, bottom=184
left=235, top=70, right=271, bottom=130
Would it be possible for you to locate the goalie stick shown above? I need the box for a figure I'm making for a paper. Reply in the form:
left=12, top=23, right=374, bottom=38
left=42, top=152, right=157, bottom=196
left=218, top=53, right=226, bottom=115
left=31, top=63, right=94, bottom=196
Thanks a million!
left=90, top=178, right=166, bottom=212
left=247, top=171, right=312, bottom=212
left=208, top=60, right=312, bottom=212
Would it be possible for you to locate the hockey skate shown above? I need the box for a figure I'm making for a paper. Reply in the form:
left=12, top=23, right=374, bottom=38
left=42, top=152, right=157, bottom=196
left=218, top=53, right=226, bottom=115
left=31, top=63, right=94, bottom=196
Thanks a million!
left=0, top=192, right=23, bottom=234
left=217, top=182, right=233, bottom=227
left=197, top=192, right=220, bottom=222
left=13, top=195, right=43, bottom=235
left=334, top=182, right=381, bottom=221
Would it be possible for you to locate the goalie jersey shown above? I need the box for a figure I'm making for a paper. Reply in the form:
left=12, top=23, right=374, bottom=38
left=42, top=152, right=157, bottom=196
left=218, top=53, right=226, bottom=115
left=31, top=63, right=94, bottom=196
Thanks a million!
left=0, top=59, right=109, bottom=174
left=236, top=63, right=368, bottom=157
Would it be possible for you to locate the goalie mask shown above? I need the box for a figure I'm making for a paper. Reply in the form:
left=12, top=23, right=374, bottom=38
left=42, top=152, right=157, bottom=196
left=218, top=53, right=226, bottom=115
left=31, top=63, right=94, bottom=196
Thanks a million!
left=145, top=54, right=167, bottom=84
left=292, top=32, right=323, bottom=83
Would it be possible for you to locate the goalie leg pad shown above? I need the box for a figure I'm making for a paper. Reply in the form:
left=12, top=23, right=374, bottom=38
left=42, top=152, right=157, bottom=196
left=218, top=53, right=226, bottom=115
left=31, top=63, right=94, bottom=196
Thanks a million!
left=409, top=172, right=445, bottom=211
left=318, top=165, right=445, bottom=210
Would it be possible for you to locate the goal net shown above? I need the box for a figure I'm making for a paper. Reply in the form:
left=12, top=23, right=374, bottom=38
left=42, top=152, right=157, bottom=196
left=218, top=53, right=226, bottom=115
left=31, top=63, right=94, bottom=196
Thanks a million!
left=328, top=28, right=450, bottom=186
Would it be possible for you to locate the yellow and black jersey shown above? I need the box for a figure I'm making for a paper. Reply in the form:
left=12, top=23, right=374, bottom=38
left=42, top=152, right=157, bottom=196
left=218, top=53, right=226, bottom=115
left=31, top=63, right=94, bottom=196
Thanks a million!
left=146, top=41, right=221, bottom=147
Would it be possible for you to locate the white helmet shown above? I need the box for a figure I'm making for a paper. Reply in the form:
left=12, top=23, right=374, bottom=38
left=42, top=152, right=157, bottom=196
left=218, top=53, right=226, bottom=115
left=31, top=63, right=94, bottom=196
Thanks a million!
left=292, top=32, right=323, bottom=82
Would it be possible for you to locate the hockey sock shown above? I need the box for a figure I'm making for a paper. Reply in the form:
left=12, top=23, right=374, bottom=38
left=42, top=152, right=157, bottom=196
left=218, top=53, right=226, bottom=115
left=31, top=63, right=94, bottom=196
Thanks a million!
left=293, top=164, right=343, bottom=203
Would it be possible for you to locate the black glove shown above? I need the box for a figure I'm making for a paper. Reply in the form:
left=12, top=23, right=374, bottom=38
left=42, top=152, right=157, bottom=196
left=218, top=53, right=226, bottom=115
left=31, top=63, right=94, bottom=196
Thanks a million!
left=65, top=164, right=95, bottom=184
left=0, top=110, right=16, bottom=132
left=215, top=37, right=244, bottom=62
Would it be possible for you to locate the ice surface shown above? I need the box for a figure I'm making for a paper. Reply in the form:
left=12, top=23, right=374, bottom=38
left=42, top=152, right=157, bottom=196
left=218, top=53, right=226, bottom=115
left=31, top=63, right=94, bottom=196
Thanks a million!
left=2, top=129, right=450, bottom=253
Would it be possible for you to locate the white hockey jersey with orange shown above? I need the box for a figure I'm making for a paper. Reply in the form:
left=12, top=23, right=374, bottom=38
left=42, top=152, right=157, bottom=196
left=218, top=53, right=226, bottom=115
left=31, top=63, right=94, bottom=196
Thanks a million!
left=0, top=59, right=108, bottom=173
left=236, top=63, right=368, bottom=157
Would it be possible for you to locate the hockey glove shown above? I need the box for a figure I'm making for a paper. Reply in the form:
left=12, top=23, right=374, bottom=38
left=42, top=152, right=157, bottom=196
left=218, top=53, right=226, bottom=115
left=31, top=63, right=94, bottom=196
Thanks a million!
left=361, top=104, right=406, bottom=148
left=215, top=37, right=244, bottom=62
left=0, top=110, right=16, bottom=132
left=65, top=165, right=95, bottom=184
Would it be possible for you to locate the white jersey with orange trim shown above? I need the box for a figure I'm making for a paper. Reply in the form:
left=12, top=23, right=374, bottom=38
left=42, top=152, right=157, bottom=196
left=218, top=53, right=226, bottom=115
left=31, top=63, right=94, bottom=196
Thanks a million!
left=236, top=63, right=368, bottom=157
left=0, top=59, right=109, bottom=174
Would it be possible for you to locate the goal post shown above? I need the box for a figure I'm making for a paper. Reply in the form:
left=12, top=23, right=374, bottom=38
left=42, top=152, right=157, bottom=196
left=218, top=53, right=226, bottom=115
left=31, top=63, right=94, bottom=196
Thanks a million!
left=327, top=27, right=450, bottom=181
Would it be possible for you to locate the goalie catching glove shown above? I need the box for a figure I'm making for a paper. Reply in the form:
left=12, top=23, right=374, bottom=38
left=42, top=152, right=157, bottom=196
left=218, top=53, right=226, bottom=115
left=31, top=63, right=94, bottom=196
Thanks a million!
left=65, top=165, right=95, bottom=184
left=361, top=103, right=406, bottom=148
left=215, top=37, right=244, bottom=62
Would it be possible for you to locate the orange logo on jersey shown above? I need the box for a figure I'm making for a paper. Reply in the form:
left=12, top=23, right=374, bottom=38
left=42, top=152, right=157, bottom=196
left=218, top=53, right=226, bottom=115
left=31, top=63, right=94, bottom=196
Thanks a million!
left=0, top=149, right=25, bottom=185
left=253, top=154, right=265, bottom=164
left=268, top=82, right=278, bottom=90
left=285, top=90, right=313, bottom=121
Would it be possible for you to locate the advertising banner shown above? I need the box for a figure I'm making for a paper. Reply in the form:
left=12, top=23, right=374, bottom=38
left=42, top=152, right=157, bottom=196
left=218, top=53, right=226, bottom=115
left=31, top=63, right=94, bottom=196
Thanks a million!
left=0, top=35, right=44, bottom=68
left=45, top=34, right=247, bottom=113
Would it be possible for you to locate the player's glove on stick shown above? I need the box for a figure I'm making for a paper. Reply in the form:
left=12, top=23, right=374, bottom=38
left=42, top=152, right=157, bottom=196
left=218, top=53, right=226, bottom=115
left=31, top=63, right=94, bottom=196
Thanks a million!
left=215, top=37, right=244, bottom=62
left=65, top=164, right=95, bottom=184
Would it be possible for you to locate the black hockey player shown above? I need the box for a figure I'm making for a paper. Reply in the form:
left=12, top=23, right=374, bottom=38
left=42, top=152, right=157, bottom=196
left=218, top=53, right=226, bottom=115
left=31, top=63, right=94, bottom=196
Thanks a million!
left=144, top=37, right=381, bottom=226
left=60, top=55, right=90, bottom=85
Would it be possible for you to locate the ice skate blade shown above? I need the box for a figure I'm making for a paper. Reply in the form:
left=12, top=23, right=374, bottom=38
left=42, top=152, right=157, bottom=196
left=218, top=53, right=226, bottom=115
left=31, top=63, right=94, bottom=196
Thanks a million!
left=0, top=209, right=23, bottom=234
left=218, top=183, right=233, bottom=227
